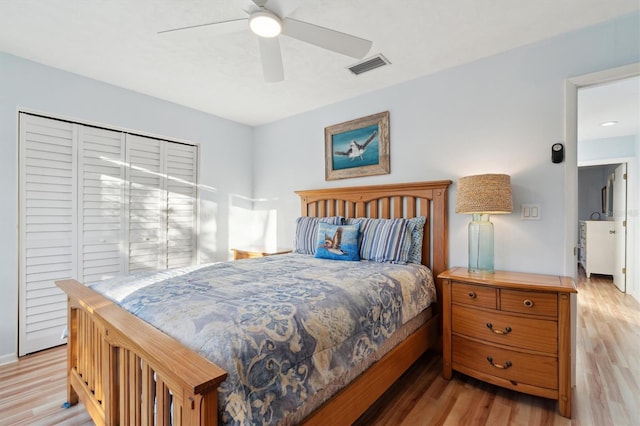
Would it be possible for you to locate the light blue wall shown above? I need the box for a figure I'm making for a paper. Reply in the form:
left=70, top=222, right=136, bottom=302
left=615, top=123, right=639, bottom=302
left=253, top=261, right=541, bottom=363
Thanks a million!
left=579, top=135, right=637, bottom=164
left=0, top=53, right=253, bottom=362
left=578, top=164, right=620, bottom=221
left=252, top=12, right=640, bottom=277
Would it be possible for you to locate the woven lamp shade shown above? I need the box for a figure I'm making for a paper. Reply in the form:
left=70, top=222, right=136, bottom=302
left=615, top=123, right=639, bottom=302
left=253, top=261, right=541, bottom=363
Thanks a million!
left=456, top=174, right=513, bottom=214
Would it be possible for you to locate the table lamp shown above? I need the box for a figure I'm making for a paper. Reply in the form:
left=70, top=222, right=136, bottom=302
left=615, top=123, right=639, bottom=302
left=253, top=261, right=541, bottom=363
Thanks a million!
left=455, top=174, right=513, bottom=272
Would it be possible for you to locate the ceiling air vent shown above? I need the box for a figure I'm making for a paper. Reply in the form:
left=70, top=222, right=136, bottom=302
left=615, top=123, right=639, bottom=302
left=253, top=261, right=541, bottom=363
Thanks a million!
left=347, top=54, right=390, bottom=75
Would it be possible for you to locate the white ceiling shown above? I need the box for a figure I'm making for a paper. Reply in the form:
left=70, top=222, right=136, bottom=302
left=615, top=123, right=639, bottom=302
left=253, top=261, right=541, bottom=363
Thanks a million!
left=578, top=76, right=640, bottom=142
left=0, top=0, right=638, bottom=126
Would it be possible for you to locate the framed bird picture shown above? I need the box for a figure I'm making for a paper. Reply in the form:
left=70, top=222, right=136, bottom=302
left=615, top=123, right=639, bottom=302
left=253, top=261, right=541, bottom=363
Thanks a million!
left=324, top=111, right=390, bottom=181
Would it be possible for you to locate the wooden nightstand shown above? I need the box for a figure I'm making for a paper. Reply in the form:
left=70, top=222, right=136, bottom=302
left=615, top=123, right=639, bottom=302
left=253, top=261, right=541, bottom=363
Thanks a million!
left=231, top=247, right=292, bottom=260
left=438, top=267, right=577, bottom=418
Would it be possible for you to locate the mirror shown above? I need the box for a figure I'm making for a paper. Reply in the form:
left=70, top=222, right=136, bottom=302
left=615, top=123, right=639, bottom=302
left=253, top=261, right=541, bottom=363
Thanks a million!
left=606, top=173, right=614, bottom=217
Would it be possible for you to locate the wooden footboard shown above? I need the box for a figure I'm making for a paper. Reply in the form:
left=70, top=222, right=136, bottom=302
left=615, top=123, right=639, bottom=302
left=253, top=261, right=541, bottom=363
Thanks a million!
left=57, top=279, right=227, bottom=426
left=59, top=276, right=438, bottom=426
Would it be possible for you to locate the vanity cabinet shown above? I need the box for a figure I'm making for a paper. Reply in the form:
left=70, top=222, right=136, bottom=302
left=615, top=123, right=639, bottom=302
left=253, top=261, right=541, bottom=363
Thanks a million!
left=579, top=221, right=615, bottom=277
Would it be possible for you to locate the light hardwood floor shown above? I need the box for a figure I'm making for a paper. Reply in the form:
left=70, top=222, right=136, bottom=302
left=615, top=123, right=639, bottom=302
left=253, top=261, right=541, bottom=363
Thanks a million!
left=1, top=271, right=638, bottom=425
left=0, top=344, right=93, bottom=426
left=355, top=271, right=640, bottom=426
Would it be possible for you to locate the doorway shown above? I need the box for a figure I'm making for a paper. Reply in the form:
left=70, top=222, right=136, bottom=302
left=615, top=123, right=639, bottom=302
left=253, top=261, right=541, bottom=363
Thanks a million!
left=568, top=66, right=639, bottom=298
left=577, top=163, right=627, bottom=291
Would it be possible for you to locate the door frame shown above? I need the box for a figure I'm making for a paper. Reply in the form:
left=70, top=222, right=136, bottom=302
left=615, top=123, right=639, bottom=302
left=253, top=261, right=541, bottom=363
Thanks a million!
left=565, top=63, right=639, bottom=282
left=564, top=63, right=639, bottom=388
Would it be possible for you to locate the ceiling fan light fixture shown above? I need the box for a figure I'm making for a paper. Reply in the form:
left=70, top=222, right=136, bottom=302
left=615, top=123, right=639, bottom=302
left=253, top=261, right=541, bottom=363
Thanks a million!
left=249, top=10, right=282, bottom=38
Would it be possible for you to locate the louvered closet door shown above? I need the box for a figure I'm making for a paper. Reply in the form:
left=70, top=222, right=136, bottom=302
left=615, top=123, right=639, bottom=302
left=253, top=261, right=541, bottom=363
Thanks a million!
left=19, top=114, right=77, bottom=356
left=126, top=135, right=166, bottom=273
left=78, top=126, right=126, bottom=283
left=166, top=142, right=198, bottom=268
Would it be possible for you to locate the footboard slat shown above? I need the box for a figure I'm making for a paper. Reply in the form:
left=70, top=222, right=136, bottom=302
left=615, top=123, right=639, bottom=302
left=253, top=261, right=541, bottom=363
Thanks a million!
left=57, top=279, right=228, bottom=426
left=118, top=347, right=130, bottom=424
left=67, top=304, right=79, bottom=407
left=131, top=352, right=142, bottom=425
left=157, top=377, right=172, bottom=426
left=141, top=361, right=155, bottom=425
left=87, top=318, right=93, bottom=395
left=78, top=308, right=87, bottom=388
left=104, top=338, right=118, bottom=424
left=94, top=321, right=103, bottom=401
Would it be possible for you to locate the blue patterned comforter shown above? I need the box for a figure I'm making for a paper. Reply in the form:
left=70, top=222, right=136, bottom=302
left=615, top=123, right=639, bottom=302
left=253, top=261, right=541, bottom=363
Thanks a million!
left=90, top=253, right=436, bottom=425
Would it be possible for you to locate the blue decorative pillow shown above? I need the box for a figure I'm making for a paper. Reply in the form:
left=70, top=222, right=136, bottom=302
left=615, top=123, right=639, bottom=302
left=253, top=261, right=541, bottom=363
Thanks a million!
left=294, top=216, right=344, bottom=255
left=407, top=216, right=426, bottom=264
left=314, top=223, right=361, bottom=261
left=348, top=217, right=415, bottom=264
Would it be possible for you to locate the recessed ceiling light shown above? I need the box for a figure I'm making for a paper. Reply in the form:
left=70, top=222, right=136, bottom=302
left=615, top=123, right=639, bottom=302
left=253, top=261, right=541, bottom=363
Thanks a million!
left=600, top=121, right=618, bottom=127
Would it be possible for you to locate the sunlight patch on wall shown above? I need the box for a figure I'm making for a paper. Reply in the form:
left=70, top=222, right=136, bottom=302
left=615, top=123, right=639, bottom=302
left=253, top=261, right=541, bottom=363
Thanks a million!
left=229, top=194, right=278, bottom=259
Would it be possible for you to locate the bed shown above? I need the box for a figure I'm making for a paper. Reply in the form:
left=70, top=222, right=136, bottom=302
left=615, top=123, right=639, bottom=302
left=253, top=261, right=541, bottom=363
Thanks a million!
left=56, top=180, right=451, bottom=425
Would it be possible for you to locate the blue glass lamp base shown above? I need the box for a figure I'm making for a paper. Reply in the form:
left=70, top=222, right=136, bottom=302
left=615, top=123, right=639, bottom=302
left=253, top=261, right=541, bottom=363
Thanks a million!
left=468, top=213, right=494, bottom=273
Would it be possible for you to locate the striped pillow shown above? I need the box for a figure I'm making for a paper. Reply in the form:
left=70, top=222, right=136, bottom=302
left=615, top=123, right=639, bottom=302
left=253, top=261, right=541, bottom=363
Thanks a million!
left=293, top=216, right=344, bottom=255
left=349, top=218, right=415, bottom=264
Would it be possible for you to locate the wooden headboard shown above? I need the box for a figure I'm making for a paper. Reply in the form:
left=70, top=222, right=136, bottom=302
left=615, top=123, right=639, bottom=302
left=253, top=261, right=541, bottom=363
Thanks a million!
left=294, top=180, right=452, bottom=281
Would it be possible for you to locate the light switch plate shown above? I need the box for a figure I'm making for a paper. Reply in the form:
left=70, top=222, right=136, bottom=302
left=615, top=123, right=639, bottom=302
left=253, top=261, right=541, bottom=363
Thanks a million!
left=521, top=204, right=541, bottom=220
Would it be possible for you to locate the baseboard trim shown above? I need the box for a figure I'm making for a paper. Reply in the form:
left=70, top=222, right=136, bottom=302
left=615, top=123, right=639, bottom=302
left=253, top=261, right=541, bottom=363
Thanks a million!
left=0, top=352, right=18, bottom=366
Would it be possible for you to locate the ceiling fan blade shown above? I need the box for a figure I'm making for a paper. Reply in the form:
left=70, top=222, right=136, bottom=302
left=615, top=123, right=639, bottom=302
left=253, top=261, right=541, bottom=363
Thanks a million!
left=282, top=18, right=372, bottom=59
left=235, top=0, right=262, bottom=14
left=158, top=18, right=247, bottom=35
left=264, top=0, right=302, bottom=18
left=258, top=37, right=284, bottom=82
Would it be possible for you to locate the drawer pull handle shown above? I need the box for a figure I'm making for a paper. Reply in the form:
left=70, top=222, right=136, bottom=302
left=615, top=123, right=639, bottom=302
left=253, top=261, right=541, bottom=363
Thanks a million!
left=468, top=291, right=476, bottom=299
left=486, top=323, right=512, bottom=335
left=487, top=356, right=512, bottom=369
left=523, top=299, right=534, bottom=308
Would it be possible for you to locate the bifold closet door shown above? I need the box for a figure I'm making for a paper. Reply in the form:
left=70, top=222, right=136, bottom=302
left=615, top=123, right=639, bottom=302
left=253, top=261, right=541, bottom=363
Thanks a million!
left=126, top=136, right=198, bottom=271
left=19, top=115, right=199, bottom=355
left=166, top=142, right=198, bottom=269
left=126, top=134, right=167, bottom=273
left=18, top=114, right=77, bottom=356
left=78, top=126, right=126, bottom=283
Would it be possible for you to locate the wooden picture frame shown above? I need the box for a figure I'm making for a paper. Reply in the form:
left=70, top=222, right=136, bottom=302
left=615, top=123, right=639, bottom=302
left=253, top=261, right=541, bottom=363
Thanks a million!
left=324, top=111, right=390, bottom=181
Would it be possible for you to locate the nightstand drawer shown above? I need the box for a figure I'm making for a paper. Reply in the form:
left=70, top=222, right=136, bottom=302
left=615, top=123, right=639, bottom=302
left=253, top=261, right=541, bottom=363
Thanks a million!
left=500, top=290, right=557, bottom=317
left=452, top=335, right=558, bottom=390
left=452, top=305, right=557, bottom=353
left=452, top=282, right=496, bottom=309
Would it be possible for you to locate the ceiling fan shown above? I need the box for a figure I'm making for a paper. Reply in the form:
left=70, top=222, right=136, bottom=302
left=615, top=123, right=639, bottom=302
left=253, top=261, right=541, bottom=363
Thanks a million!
left=159, top=0, right=373, bottom=82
